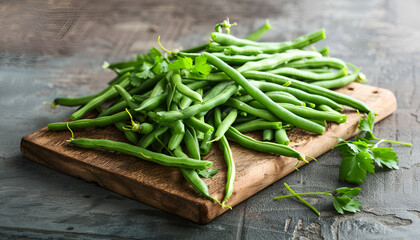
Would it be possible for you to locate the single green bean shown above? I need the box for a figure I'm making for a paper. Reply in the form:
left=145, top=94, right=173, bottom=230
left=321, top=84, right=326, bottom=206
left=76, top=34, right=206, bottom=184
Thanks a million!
left=200, top=117, right=215, bottom=155
left=275, top=129, right=290, bottom=145
left=172, top=73, right=203, bottom=102
left=268, top=67, right=347, bottom=81
left=168, top=120, right=185, bottom=151
left=212, top=108, right=238, bottom=142
left=281, top=57, right=347, bottom=70
left=263, top=129, right=274, bottom=141
left=226, top=126, right=305, bottom=160
left=244, top=19, right=271, bottom=41
left=234, top=91, right=305, bottom=106
left=234, top=119, right=283, bottom=133
left=69, top=138, right=212, bottom=170
left=135, top=91, right=168, bottom=112
left=137, top=125, right=169, bottom=148
left=48, top=110, right=132, bottom=130
left=310, top=64, right=359, bottom=89
left=184, top=127, right=201, bottom=160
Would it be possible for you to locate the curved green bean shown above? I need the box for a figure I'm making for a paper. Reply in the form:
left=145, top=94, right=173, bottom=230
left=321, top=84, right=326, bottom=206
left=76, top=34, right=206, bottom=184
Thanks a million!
left=234, top=119, right=283, bottom=133
left=275, top=129, right=290, bottom=145
left=69, top=138, right=212, bottom=170
left=268, top=67, right=347, bottom=81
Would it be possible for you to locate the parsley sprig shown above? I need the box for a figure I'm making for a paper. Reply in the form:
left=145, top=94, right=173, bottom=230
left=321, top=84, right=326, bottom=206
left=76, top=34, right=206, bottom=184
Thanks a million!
left=334, top=112, right=412, bottom=184
left=274, top=183, right=362, bottom=216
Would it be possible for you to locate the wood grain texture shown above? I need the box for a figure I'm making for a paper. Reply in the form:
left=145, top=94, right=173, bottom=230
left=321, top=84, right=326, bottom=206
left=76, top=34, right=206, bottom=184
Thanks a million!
left=20, top=82, right=396, bottom=224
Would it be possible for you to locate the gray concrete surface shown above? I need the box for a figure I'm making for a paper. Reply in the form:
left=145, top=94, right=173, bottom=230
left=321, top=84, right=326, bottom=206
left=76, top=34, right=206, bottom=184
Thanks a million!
left=0, top=0, right=419, bottom=239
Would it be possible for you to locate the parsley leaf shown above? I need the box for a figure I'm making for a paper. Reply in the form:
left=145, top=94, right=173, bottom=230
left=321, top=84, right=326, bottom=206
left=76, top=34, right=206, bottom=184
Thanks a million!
left=169, top=57, right=193, bottom=70
left=191, top=55, right=212, bottom=76
left=333, top=197, right=362, bottom=214
left=369, top=147, right=398, bottom=169
left=198, top=168, right=218, bottom=178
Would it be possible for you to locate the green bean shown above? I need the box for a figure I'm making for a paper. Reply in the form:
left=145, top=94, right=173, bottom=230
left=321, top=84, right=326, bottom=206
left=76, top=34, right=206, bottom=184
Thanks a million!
left=212, top=29, right=325, bottom=55
left=226, top=126, right=305, bottom=160
left=248, top=101, right=347, bottom=123
left=98, top=100, right=127, bottom=117
left=234, top=119, right=283, bottom=133
left=213, top=107, right=235, bottom=207
left=184, top=116, right=214, bottom=135
left=149, top=83, right=239, bottom=123
left=70, top=75, right=131, bottom=120
left=247, top=80, right=342, bottom=111
left=174, top=146, right=220, bottom=204
left=137, top=125, right=169, bottom=148
left=184, top=127, right=201, bottom=160
left=104, top=60, right=137, bottom=73
left=203, top=52, right=325, bottom=134
left=236, top=50, right=322, bottom=73
left=224, top=98, right=281, bottom=122
left=275, top=129, right=290, bottom=145
left=150, top=78, right=168, bottom=97
left=318, top=46, right=329, bottom=56
left=234, top=91, right=305, bottom=106
left=318, top=104, right=339, bottom=113
left=48, top=110, right=132, bottom=130
left=128, top=76, right=161, bottom=95
left=168, top=104, right=185, bottom=151
left=172, top=80, right=210, bottom=103
left=268, top=67, right=347, bottom=81
left=243, top=71, right=372, bottom=113
left=172, top=73, right=203, bottom=102
left=200, top=117, right=215, bottom=155
left=244, top=19, right=271, bottom=41
left=310, top=63, right=359, bottom=89
left=51, top=94, right=99, bottom=108
left=69, top=138, right=212, bottom=170
left=114, top=85, right=140, bottom=110
left=179, top=95, right=194, bottom=110
left=301, top=68, right=334, bottom=74
left=263, top=129, right=274, bottom=141
left=281, top=57, right=347, bottom=69
left=135, top=90, right=168, bottom=112
left=196, top=115, right=205, bottom=141
left=212, top=108, right=238, bottom=142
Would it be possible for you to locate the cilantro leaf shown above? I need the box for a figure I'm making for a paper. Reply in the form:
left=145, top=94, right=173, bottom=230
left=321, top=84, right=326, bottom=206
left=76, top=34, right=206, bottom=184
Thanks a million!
left=152, top=56, right=168, bottom=75
left=191, top=55, right=212, bottom=76
left=369, top=147, right=399, bottom=169
left=198, top=168, right=218, bottom=178
left=129, top=72, right=142, bottom=87
left=169, top=57, right=193, bottom=70
left=333, top=196, right=362, bottom=214
left=137, top=62, right=155, bottom=79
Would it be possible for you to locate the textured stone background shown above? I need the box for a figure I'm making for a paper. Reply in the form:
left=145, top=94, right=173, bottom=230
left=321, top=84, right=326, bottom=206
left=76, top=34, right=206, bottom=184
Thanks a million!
left=0, top=0, right=419, bottom=239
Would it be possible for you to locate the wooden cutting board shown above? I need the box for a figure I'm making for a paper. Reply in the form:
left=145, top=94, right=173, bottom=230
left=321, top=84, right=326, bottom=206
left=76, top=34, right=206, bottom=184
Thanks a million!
left=21, top=82, right=396, bottom=224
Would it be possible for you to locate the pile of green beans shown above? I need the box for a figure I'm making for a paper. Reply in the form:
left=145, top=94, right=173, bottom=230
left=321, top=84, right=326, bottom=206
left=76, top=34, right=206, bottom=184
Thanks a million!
left=48, top=19, right=371, bottom=208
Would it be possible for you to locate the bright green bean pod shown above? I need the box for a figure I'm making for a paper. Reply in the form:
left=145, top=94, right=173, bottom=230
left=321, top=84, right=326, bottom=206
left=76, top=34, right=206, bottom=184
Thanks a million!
left=275, top=129, right=290, bottom=145
left=174, top=146, right=221, bottom=204
left=234, top=119, right=283, bottom=133
left=200, top=117, right=215, bottom=155
left=224, top=98, right=280, bottom=122
left=134, top=91, right=168, bottom=112
left=244, top=19, right=271, bottom=41
left=184, top=116, right=214, bottom=135
left=48, top=110, right=132, bottom=130
left=70, top=74, right=131, bottom=120
left=203, top=52, right=325, bottom=134
left=263, top=129, right=274, bottom=141
left=184, top=127, right=201, bottom=160
left=128, top=76, right=162, bottom=95
left=236, top=50, right=322, bottom=73
left=301, top=68, right=334, bottom=74
left=114, top=85, right=139, bottom=110
left=282, top=57, right=347, bottom=69
left=243, top=71, right=371, bottom=113
left=213, top=108, right=235, bottom=207
left=69, top=138, right=212, bottom=170
left=196, top=115, right=205, bottom=141
left=268, top=67, right=347, bottom=81
left=172, top=73, right=203, bottom=102
left=234, top=115, right=258, bottom=124
left=212, top=108, right=238, bottom=142
left=168, top=119, right=185, bottom=151
left=51, top=94, right=99, bottom=108
left=226, top=127, right=305, bottom=160
left=137, top=125, right=169, bottom=148
left=310, top=64, right=359, bottom=89
left=234, top=91, right=305, bottom=106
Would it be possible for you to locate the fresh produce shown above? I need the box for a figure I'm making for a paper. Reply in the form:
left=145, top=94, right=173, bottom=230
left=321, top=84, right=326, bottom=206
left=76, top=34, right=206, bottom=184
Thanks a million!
left=48, top=18, right=411, bottom=213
